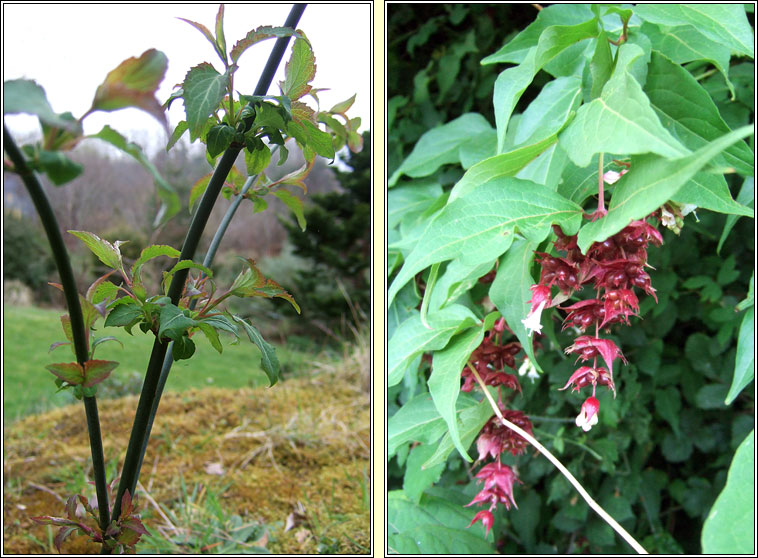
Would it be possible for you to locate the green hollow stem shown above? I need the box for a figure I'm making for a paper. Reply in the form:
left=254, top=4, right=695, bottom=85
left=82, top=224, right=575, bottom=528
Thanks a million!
left=467, top=363, right=648, bottom=554
left=3, top=124, right=111, bottom=533
left=134, top=154, right=273, bottom=476
left=110, top=4, right=306, bottom=533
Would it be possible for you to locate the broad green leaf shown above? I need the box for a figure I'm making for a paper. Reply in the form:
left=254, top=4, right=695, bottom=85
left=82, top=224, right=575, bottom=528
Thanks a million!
left=450, top=133, right=563, bottom=201
left=230, top=26, right=304, bottom=64
left=429, top=327, right=485, bottom=462
left=89, top=49, right=168, bottom=127
left=482, top=4, right=596, bottom=65
left=3, top=79, right=81, bottom=133
left=82, top=360, right=118, bottom=388
left=634, top=4, right=754, bottom=58
left=272, top=189, right=306, bottom=231
left=388, top=524, right=496, bottom=554
left=642, top=22, right=735, bottom=99
left=645, top=52, right=754, bottom=176
left=516, top=142, right=570, bottom=188
left=492, top=17, right=599, bottom=153
left=725, top=310, right=754, bottom=405
left=576, top=125, right=754, bottom=252
left=182, top=63, right=229, bottom=141
left=490, top=239, right=541, bottom=371
left=244, top=144, right=271, bottom=175
left=89, top=125, right=180, bottom=226
left=279, top=37, right=315, bottom=101
left=422, top=396, right=495, bottom=469
left=158, top=303, right=197, bottom=342
left=301, top=120, right=335, bottom=159
left=388, top=180, right=443, bottom=231
left=388, top=393, right=477, bottom=458
left=510, top=76, right=582, bottom=148
left=428, top=258, right=495, bottom=313
left=560, top=43, right=689, bottom=168
left=388, top=177, right=583, bottom=306
left=655, top=386, right=682, bottom=436
left=558, top=152, right=623, bottom=204
left=232, top=315, right=280, bottom=386
left=104, top=304, right=143, bottom=329
left=205, top=124, right=236, bottom=158
left=702, top=430, right=755, bottom=554
left=131, top=245, right=181, bottom=286
left=588, top=31, right=613, bottom=101
left=35, top=149, right=84, bottom=185
left=165, top=259, right=214, bottom=280
left=718, top=177, right=754, bottom=253
left=671, top=172, right=753, bottom=217
left=403, top=444, right=445, bottom=504
left=388, top=305, right=479, bottom=387
left=172, top=335, right=196, bottom=361
left=388, top=113, right=493, bottom=186
left=46, top=362, right=84, bottom=386
left=69, top=230, right=123, bottom=270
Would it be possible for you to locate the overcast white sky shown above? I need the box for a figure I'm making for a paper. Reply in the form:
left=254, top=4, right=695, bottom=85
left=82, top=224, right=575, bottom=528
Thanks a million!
left=3, top=2, right=371, bottom=154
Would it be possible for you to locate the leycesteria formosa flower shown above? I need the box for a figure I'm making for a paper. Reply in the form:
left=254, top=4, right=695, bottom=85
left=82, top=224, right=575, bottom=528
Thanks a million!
left=576, top=396, right=600, bottom=432
left=521, top=284, right=552, bottom=336
left=465, top=461, right=521, bottom=512
left=468, top=509, right=495, bottom=538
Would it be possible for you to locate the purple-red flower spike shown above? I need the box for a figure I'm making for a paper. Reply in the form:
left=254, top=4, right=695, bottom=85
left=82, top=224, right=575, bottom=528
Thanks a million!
left=565, top=335, right=627, bottom=375
left=467, top=510, right=495, bottom=538
left=466, top=461, right=521, bottom=512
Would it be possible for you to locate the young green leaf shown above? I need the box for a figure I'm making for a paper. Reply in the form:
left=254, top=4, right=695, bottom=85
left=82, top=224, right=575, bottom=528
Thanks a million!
left=272, top=189, right=306, bottom=231
left=69, top=230, right=124, bottom=271
left=244, top=143, right=272, bottom=175
left=232, top=315, right=280, bottom=386
left=199, top=315, right=239, bottom=336
left=230, top=259, right=300, bottom=313
left=34, top=150, right=84, bottom=185
left=132, top=245, right=181, bottom=286
left=189, top=173, right=212, bottom=213
left=214, top=4, right=227, bottom=63
left=329, top=94, right=356, bottom=114
left=196, top=322, right=223, bottom=354
left=182, top=63, right=230, bottom=140
left=167, top=121, right=189, bottom=151
left=178, top=16, right=227, bottom=65
left=724, top=311, right=754, bottom=405
left=88, top=49, right=168, bottom=128
left=104, top=304, right=143, bottom=330
left=206, top=124, right=237, bottom=157
left=171, top=335, right=196, bottom=361
left=157, top=303, right=197, bottom=342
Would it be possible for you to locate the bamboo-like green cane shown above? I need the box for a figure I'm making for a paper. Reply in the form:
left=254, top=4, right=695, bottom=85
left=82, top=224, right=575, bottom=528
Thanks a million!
left=3, top=124, right=111, bottom=533
left=109, top=3, right=307, bottom=534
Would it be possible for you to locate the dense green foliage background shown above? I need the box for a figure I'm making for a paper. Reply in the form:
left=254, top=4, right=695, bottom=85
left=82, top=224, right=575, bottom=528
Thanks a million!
left=387, top=4, right=754, bottom=554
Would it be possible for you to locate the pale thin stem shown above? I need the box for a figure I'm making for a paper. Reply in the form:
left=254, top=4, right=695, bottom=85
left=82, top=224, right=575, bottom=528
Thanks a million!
left=467, top=363, right=648, bottom=555
left=597, top=152, right=605, bottom=214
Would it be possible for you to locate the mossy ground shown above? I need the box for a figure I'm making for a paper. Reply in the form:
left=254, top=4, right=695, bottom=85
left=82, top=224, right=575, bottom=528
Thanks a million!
left=3, top=354, right=370, bottom=554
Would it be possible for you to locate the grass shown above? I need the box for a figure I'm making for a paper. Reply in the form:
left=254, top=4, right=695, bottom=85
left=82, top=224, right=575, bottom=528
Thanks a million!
left=2, top=305, right=324, bottom=423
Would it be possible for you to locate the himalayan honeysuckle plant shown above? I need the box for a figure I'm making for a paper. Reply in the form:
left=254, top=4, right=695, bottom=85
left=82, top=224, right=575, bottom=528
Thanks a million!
left=4, top=4, right=362, bottom=553
left=388, top=4, right=754, bottom=555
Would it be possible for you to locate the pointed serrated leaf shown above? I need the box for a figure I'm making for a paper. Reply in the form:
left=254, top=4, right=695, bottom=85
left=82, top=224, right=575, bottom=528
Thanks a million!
left=46, top=362, right=85, bottom=385
left=82, top=360, right=118, bottom=388
left=577, top=125, right=754, bottom=252
left=69, top=230, right=122, bottom=270
left=158, top=304, right=197, bottom=342
left=279, top=38, right=315, bottom=101
left=206, top=124, right=236, bottom=157
left=197, top=322, right=223, bottom=354
left=104, top=304, right=143, bottom=329
left=182, top=63, right=229, bottom=140
left=230, top=26, right=305, bottom=64
left=388, top=177, right=583, bottom=306
left=232, top=316, right=280, bottom=386
left=89, top=49, right=168, bottom=128
left=132, top=245, right=181, bottom=286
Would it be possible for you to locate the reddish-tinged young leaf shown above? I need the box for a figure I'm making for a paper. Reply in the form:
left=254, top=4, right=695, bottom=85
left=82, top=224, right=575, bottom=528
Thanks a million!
left=279, top=38, right=316, bottom=101
left=329, top=94, right=356, bottom=114
left=82, top=360, right=119, bottom=388
left=231, top=259, right=300, bottom=313
left=121, top=488, right=133, bottom=517
left=88, top=49, right=168, bottom=128
left=123, top=517, right=149, bottom=536
left=215, top=4, right=227, bottom=60
left=267, top=160, right=314, bottom=193
left=230, top=26, right=305, bottom=63
left=46, top=362, right=84, bottom=385
left=54, top=526, right=80, bottom=553
left=290, top=100, right=315, bottom=123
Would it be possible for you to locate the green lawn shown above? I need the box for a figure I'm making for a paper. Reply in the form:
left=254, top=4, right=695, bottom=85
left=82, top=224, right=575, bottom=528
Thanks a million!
left=2, top=305, right=315, bottom=423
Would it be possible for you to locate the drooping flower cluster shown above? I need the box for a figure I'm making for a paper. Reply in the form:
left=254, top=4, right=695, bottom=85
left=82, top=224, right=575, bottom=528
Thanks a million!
left=458, top=317, right=534, bottom=539
left=524, top=217, right=663, bottom=430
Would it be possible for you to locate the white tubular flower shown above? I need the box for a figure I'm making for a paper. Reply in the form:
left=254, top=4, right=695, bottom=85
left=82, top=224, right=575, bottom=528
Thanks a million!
left=521, top=300, right=546, bottom=337
left=518, top=357, right=539, bottom=382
